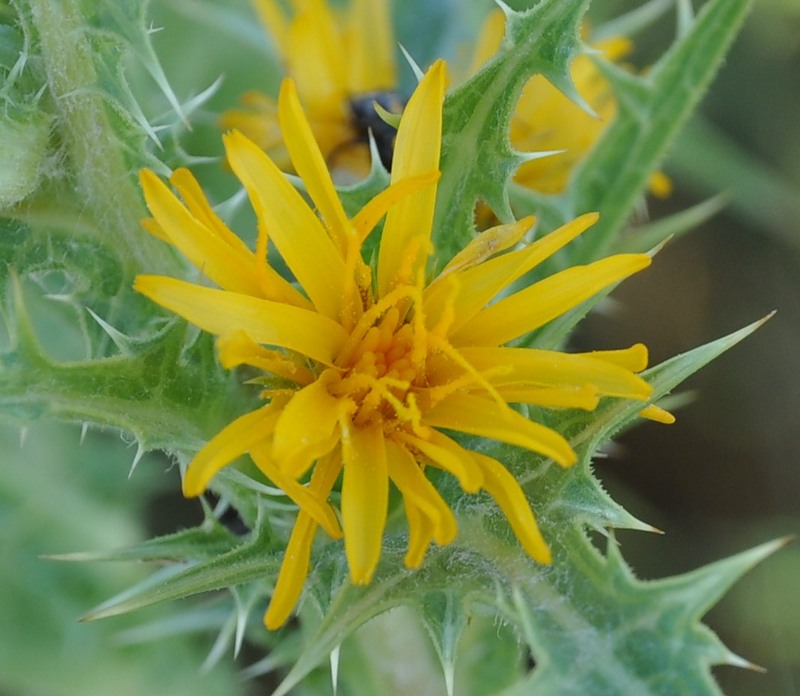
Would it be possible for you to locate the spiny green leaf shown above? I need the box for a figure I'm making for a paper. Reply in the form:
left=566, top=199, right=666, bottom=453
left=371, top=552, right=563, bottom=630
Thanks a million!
left=419, top=591, right=469, bottom=696
left=497, top=533, right=787, bottom=696
left=0, top=274, right=240, bottom=450
left=46, top=520, right=242, bottom=563
left=566, top=0, right=754, bottom=261
left=618, top=194, right=729, bottom=254
left=435, top=0, right=590, bottom=258
left=82, top=524, right=279, bottom=621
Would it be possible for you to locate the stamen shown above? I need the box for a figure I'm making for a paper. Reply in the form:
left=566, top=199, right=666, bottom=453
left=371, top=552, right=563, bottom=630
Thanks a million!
left=427, top=334, right=508, bottom=408
left=335, top=284, right=417, bottom=368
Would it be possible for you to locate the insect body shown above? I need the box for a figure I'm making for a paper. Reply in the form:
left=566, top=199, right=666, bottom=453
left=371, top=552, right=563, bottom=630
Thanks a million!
left=347, top=91, right=406, bottom=171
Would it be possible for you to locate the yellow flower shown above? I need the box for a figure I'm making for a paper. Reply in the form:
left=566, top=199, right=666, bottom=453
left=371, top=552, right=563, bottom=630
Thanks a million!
left=136, top=61, right=663, bottom=630
left=220, top=0, right=399, bottom=179
left=470, top=10, right=672, bottom=197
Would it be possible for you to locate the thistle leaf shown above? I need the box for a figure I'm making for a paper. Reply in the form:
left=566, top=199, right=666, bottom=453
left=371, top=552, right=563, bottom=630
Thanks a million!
left=435, top=0, right=590, bottom=258
left=566, top=0, right=755, bottom=261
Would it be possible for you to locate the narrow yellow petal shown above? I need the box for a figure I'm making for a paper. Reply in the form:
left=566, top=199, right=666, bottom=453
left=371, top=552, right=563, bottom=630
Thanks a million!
left=341, top=421, right=388, bottom=584
left=640, top=405, right=676, bottom=424
left=217, top=331, right=314, bottom=385
left=351, top=171, right=440, bottom=245
left=263, top=450, right=343, bottom=630
left=424, top=392, right=577, bottom=467
left=251, top=443, right=342, bottom=539
left=471, top=451, right=552, bottom=563
left=385, top=438, right=457, bottom=546
left=168, top=168, right=253, bottom=257
left=648, top=171, right=673, bottom=199
left=496, top=385, right=600, bottom=410
left=424, top=213, right=599, bottom=333
left=397, top=430, right=484, bottom=494
left=574, top=343, right=649, bottom=372
left=264, top=512, right=317, bottom=630
left=285, top=1, right=347, bottom=108
left=182, top=404, right=281, bottom=497
left=377, top=61, right=446, bottom=296
left=451, top=253, right=651, bottom=348
left=439, top=216, right=535, bottom=278
left=139, top=170, right=262, bottom=296
left=402, top=500, right=434, bottom=569
left=347, top=0, right=395, bottom=92
left=134, top=276, right=348, bottom=365
left=223, top=130, right=347, bottom=319
left=140, top=216, right=169, bottom=243
left=172, top=164, right=307, bottom=308
left=460, top=346, right=653, bottom=400
left=219, top=92, right=288, bottom=166
left=278, top=79, right=351, bottom=252
left=272, top=374, right=346, bottom=477
left=253, top=0, right=288, bottom=57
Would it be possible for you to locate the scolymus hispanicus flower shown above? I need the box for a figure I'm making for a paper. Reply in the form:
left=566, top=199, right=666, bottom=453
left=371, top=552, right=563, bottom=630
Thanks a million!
left=220, top=0, right=402, bottom=178
left=136, top=61, right=667, bottom=629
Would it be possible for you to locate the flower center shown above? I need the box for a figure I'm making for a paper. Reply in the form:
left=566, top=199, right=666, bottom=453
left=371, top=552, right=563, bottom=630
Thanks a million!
left=331, top=306, right=424, bottom=429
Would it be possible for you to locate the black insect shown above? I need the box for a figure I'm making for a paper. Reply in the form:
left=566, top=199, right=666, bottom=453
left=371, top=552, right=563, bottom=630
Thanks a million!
left=347, top=91, right=406, bottom=171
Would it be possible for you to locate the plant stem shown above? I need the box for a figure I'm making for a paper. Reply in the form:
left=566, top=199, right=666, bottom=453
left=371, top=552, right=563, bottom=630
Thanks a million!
left=24, top=0, right=181, bottom=277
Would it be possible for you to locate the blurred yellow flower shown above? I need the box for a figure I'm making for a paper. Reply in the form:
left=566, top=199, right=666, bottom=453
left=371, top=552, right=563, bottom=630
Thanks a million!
left=471, top=9, right=672, bottom=198
left=136, top=61, right=663, bottom=629
left=220, top=0, right=400, bottom=179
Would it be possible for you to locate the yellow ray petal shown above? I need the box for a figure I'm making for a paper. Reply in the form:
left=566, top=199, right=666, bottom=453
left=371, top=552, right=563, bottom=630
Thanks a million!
left=182, top=403, right=281, bottom=497
left=496, top=385, right=600, bottom=410
left=264, top=450, right=343, bottom=630
left=168, top=168, right=253, bottom=257
left=402, top=500, right=434, bottom=569
left=471, top=451, right=551, bottom=563
left=251, top=444, right=342, bottom=539
left=134, top=276, right=348, bottom=365
left=460, top=346, right=652, bottom=400
left=351, top=171, right=440, bottom=245
left=640, top=405, right=676, bottom=424
left=278, top=79, right=351, bottom=253
left=574, top=343, right=649, bottom=372
left=140, top=216, right=169, bottom=243
left=341, top=421, right=388, bottom=584
left=219, top=92, right=288, bottom=166
left=439, top=216, right=535, bottom=278
left=377, top=61, right=446, bottom=296
left=217, top=331, right=315, bottom=385
left=272, top=374, right=347, bottom=477
left=145, top=168, right=307, bottom=306
left=385, top=438, right=457, bottom=546
left=348, top=0, right=395, bottom=92
left=285, top=1, right=347, bottom=108
left=396, top=430, right=484, bottom=494
left=452, top=253, right=651, bottom=348
left=139, top=170, right=262, bottom=296
left=647, top=171, right=673, bottom=199
left=264, top=511, right=316, bottom=630
left=424, top=392, right=576, bottom=467
left=223, top=130, right=347, bottom=319
left=254, top=0, right=288, bottom=57
left=424, top=213, right=599, bottom=333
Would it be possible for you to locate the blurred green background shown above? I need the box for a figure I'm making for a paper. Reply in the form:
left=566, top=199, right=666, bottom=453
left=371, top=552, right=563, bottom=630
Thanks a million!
left=2, top=1, right=798, bottom=694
